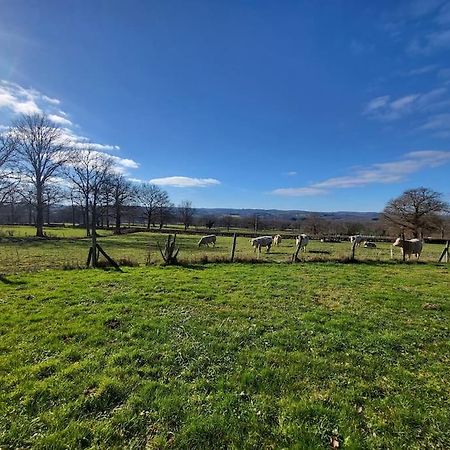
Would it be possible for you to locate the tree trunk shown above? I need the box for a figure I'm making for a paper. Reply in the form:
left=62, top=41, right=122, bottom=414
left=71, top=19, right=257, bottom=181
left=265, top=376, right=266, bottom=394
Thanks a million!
left=146, top=214, right=151, bottom=231
left=71, top=202, right=76, bottom=227
left=91, top=201, right=98, bottom=267
left=115, top=205, right=121, bottom=234
left=35, top=184, right=44, bottom=237
left=85, top=196, right=91, bottom=237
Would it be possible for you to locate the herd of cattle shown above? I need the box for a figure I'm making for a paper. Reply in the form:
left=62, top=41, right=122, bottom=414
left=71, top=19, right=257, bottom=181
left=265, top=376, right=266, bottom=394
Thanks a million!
left=197, top=233, right=424, bottom=259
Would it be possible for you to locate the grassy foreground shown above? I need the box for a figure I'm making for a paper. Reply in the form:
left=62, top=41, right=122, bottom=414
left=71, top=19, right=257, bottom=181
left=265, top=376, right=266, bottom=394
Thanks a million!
left=1, top=263, right=449, bottom=449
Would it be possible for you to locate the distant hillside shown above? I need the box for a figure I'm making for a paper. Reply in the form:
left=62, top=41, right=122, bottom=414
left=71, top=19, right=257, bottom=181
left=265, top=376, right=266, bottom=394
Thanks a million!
left=193, top=208, right=380, bottom=222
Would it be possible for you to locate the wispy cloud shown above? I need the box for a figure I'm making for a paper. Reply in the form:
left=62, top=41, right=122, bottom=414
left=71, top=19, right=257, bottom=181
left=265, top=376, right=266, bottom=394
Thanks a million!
left=364, top=88, right=448, bottom=120
left=284, top=171, right=298, bottom=176
left=407, top=64, right=439, bottom=76
left=420, top=113, right=450, bottom=136
left=150, top=176, right=221, bottom=188
left=408, top=29, right=450, bottom=54
left=272, top=151, right=450, bottom=196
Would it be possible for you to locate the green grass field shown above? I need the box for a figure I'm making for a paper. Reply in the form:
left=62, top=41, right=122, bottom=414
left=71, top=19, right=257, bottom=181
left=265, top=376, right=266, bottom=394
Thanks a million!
left=1, top=263, right=449, bottom=449
left=0, top=226, right=446, bottom=274
left=1, top=226, right=449, bottom=448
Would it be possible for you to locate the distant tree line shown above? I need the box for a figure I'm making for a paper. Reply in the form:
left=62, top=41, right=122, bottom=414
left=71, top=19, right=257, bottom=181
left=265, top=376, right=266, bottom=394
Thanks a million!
left=1, top=114, right=448, bottom=238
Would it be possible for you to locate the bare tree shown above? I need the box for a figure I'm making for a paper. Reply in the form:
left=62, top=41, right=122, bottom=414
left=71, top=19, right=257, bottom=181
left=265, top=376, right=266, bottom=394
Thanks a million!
left=10, top=114, right=71, bottom=236
left=304, top=213, right=327, bottom=236
left=221, top=215, right=233, bottom=231
left=179, top=200, right=194, bottom=231
left=110, top=174, right=136, bottom=234
left=137, top=183, right=161, bottom=230
left=156, top=190, right=172, bottom=229
left=66, top=147, right=112, bottom=237
left=383, top=187, right=449, bottom=238
left=0, top=132, right=16, bottom=206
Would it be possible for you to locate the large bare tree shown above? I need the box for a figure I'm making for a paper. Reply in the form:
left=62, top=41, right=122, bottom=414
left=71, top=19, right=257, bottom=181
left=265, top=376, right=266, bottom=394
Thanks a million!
left=179, top=200, right=194, bottom=231
left=110, top=174, right=136, bottom=234
left=156, top=189, right=172, bottom=229
left=137, top=183, right=162, bottom=230
left=10, top=114, right=71, bottom=237
left=383, top=187, right=449, bottom=238
left=66, top=147, right=113, bottom=237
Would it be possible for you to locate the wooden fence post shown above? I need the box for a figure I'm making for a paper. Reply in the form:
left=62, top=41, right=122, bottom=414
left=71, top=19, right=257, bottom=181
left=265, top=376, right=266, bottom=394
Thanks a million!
left=350, top=239, right=357, bottom=261
left=292, top=236, right=303, bottom=263
left=438, top=240, right=449, bottom=263
left=401, top=230, right=406, bottom=262
left=230, top=233, right=237, bottom=262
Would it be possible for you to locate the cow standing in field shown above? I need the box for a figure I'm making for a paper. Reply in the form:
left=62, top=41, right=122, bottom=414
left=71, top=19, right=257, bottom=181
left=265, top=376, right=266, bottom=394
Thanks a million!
left=392, top=237, right=423, bottom=259
left=251, top=236, right=272, bottom=253
left=295, top=234, right=309, bottom=251
left=350, top=235, right=364, bottom=246
left=273, top=234, right=282, bottom=246
left=198, top=235, right=217, bottom=247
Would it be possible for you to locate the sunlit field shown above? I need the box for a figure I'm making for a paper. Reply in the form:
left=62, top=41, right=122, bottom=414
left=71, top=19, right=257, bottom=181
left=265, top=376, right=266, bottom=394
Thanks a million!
left=0, top=225, right=446, bottom=274
left=1, top=262, right=449, bottom=449
left=1, top=225, right=449, bottom=448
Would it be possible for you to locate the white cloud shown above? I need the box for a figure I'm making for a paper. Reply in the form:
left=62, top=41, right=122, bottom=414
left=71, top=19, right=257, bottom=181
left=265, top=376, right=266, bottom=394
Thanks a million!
left=42, top=95, right=61, bottom=105
left=110, top=156, right=139, bottom=169
left=150, top=176, right=221, bottom=188
left=272, top=151, right=450, bottom=196
left=0, top=82, right=42, bottom=115
left=285, top=171, right=298, bottom=176
left=48, top=114, right=73, bottom=126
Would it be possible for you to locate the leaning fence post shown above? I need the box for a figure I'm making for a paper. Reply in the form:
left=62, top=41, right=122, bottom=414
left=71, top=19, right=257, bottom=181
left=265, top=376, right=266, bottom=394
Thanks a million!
left=438, top=240, right=449, bottom=263
left=230, top=233, right=237, bottom=262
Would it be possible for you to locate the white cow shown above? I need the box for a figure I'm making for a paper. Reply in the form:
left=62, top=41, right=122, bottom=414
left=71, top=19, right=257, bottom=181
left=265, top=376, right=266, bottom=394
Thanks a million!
left=251, top=236, right=272, bottom=253
left=198, top=234, right=217, bottom=247
left=350, top=235, right=364, bottom=246
left=295, top=234, right=309, bottom=250
left=273, top=234, right=282, bottom=246
left=392, top=237, right=423, bottom=259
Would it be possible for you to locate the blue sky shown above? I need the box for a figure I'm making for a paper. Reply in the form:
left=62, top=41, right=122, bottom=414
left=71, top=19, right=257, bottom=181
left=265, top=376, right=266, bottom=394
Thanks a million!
left=0, top=0, right=449, bottom=211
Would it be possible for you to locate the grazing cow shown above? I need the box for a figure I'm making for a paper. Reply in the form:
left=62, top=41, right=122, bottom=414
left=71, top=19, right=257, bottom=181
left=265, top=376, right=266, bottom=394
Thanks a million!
left=364, top=241, right=377, bottom=248
left=198, top=234, right=217, bottom=247
left=295, top=234, right=309, bottom=250
left=350, top=235, right=364, bottom=246
left=273, top=234, right=282, bottom=246
left=392, top=237, right=423, bottom=259
left=251, top=236, right=272, bottom=253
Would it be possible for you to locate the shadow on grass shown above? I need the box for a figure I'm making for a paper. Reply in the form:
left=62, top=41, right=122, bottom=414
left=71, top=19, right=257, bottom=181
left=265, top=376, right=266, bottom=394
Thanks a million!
left=0, top=274, right=26, bottom=285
